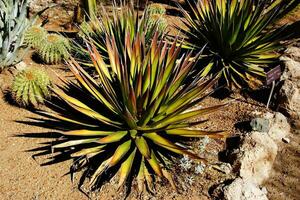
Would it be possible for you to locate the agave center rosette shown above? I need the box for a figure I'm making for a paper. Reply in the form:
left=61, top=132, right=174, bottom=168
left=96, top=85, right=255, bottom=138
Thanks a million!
left=178, top=0, right=289, bottom=90
left=36, top=31, right=227, bottom=192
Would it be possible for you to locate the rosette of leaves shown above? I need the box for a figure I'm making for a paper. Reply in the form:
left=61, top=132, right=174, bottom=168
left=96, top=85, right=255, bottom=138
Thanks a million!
left=37, top=33, right=70, bottom=64
left=32, top=32, right=227, bottom=193
left=73, top=2, right=164, bottom=67
left=147, top=3, right=166, bottom=15
left=24, top=25, right=47, bottom=48
left=178, top=0, right=289, bottom=90
left=11, top=68, right=51, bottom=107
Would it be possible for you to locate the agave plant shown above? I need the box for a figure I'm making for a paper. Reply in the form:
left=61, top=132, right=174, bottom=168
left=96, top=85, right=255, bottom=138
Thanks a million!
left=81, top=0, right=97, bottom=21
left=0, top=0, right=30, bottom=71
left=12, top=67, right=51, bottom=107
left=37, top=33, right=70, bottom=64
left=147, top=3, right=166, bottom=15
left=33, top=31, right=227, bottom=193
left=73, top=2, right=164, bottom=67
left=178, top=0, right=288, bottom=90
left=24, top=25, right=48, bottom=48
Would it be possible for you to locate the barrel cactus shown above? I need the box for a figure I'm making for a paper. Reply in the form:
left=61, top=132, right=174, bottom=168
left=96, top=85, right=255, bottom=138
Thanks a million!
left=24, top=25, right=48, bottom=48
left=11, top=68, right=52, bottom=107
left=37, top=33, right=70, bottom=64
left=147, top=13, right=168, bottom=33
left=147, top=3, right=166, bottom=15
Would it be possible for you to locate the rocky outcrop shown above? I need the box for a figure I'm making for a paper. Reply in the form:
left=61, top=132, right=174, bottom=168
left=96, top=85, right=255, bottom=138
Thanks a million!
left=223, top=178, right=268, bottom=200
left=212, top=112, right=291, bottom=200
left=278, top=47, right=300, bottom=119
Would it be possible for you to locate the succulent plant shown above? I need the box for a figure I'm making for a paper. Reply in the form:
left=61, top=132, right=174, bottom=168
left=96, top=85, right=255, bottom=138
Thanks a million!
left=11, top=67, right=51, bottom=107
left=31, top=30, right=228, bottom=193
left=81, top=0, right=97, bottom=20
left=146, top=13, right=168, bottom=33
left=0, top=0, right=50, bottom=71
left=147, top=3, right=166, bottom=15
left=24, top=25, right=48, bottom=48
left=178, top=0, right=289, bottom=90
left=0, top=0, right=30, bottom=71
left=37, top=33, right=70, bottom=64
left=73, top=3, right=164, bottom=67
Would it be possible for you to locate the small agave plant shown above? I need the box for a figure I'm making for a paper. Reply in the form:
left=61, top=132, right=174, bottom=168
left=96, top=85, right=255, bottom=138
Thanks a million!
left=24, top=25, right=48, bottom=48
left=178, top=0, right=289, bottom=90
left=32, top=31, right=228, bottom=193
left=11, top=67, right=51, bottom=107
left=0, top=0, right=50, bottom=71
left=0, top=0, right=30, bottom=70
left=37, top=33, right=70, bottom=64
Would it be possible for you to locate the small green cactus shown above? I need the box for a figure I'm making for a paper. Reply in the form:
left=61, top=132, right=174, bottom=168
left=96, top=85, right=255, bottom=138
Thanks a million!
left=147, top=14, right=168, bottom=33
left=11, top=68, right=52, bottom=107
left=147, top=3, right=166, bottom=15
left=24, top=25, right=47, bottom=48
left=37, top=33, right=70, bottom=64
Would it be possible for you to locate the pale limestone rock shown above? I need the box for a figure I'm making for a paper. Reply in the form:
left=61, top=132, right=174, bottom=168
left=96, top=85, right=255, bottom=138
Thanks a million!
left=223, top=178, right=268, bottom=200
left=267, top=112, right=291, bottom=142
left=235, top=132, right=278, bottom=185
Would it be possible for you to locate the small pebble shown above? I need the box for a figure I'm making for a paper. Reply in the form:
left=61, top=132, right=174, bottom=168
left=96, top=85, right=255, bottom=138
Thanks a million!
left=282, top=137, right=290, bottom=143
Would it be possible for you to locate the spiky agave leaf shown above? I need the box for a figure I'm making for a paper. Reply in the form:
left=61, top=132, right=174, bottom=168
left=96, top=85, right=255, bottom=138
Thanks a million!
left=37, top=33, right=70, bottom=64
left=178, top=0, right=288, bottom=90
left=11, top=67, right=51, bottom=107
left=24, top=25, right=47, bottom=48
left=73, top=2, right=164, bottom=67
left=31, top=31, right=227, bottom=193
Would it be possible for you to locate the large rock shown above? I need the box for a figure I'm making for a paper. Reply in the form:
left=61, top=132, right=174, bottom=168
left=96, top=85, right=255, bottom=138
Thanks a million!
left=264, top=112, right=291, bottom=142
left=234, top=132, right=278, bottom=185
left=280, top=56, right=300, bottom=80
left=278, top=47, right=300, bottom=119
left=278, top=79, right=300, bottom=118
left=223, top=178, right=268, bottom=200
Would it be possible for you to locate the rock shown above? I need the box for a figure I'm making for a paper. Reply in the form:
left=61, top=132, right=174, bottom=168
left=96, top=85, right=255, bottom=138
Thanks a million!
left=278, top=49, right=300, bottom=119
left=223, top=178, right=268, bottom=200
left=250, top=118, right=270, bottom=132
left=233, top=132, right=278, bottom=185
left=282, top=137, right=290, bottom=143
left=284, top=46, right=300, bottom=61
left=267, top=112, right=291, bottom=142
left=280, top=56, right=300, bottom=80
left=278, top=79, right=300, bottom=118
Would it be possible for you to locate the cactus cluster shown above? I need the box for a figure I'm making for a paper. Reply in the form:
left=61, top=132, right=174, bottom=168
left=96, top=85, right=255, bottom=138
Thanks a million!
left=11, top=68, right=52, bottom=107
left=24, top=25, right=47, bottom=48
left=0, top=0, right=30, bottom=70
left=37, top=34, right=71, bottom=64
